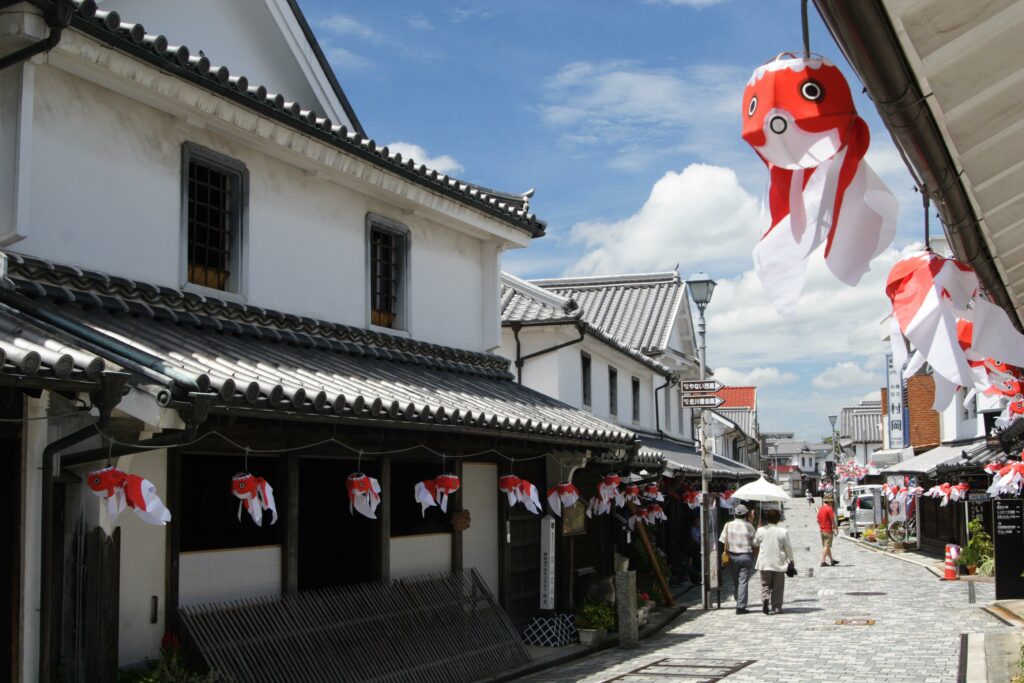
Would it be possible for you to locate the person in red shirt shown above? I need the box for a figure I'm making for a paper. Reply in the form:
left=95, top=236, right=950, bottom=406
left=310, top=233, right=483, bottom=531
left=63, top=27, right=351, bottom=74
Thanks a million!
left=817, top=499, right=840, bottom=567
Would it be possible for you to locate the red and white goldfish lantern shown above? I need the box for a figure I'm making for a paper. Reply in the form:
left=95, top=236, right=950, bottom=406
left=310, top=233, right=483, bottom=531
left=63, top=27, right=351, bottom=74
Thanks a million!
left=642, top=483, right=664, bottom=502
left=988, top=461, right=1024, bottom=497
left=86, top=465, right=171, bottom=526
left=414, top=473, right=460, bottom=516
left=742, top=54, right=897, bottom=315
left=682, top=491, right=702, bottom=509
left=546, top=482, right=580, bottom=517
left=346, top=472, right=382, bottom=519
left=498, top=475, right=541, bottom=515
left=598, top=474, right=624, bottom=508
left=622, top=484, right=641, bottom=505
left=627, top=507, right=649, bottom=531
left=231, top=473, right=278, bottom=526
left=646, top=504, right=668, bottom=524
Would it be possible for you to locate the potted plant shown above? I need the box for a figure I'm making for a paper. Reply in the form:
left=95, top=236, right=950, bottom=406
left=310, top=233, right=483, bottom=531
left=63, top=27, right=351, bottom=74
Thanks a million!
left=576, top=601, right=615, bottom=645
left=862, top=527, right=877, bottom=543
left=959, top=519, right=994, bottom=575
left=637, top=592, right=656, bottom=627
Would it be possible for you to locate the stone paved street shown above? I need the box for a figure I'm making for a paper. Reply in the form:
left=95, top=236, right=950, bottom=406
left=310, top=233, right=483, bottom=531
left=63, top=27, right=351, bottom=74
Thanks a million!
left=522, top=501, right=1011, bottom=683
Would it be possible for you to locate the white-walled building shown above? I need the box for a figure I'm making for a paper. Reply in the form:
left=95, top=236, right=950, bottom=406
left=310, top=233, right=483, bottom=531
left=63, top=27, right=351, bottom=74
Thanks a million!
left=0, top=2, right=636, bottom=680
left=839, top=400, right=884, bottom=465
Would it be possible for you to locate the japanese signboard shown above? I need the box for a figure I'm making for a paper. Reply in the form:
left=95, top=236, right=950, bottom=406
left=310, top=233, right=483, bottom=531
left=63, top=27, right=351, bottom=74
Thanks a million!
left=539, top=515, right=556, bottom=609
left=994, top=499, right=1024, bottom=600
left=885, top=353, right=906, bottom=449
left=679, top=379, right=724, bottom=393
left=681, top=394, right=725, bottom=409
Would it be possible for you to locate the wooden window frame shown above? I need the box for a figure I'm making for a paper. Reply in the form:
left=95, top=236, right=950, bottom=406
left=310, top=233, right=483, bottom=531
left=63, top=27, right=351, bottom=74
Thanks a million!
left=365, top=214, right=410, bottom=333
left=180, top=143, right=248, bottom=299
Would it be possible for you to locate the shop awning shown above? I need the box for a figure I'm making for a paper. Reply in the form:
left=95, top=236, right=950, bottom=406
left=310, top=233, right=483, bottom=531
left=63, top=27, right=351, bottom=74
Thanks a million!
left=639, top=437, right=760, bottom=480
left=880, top=439, right=986, bottom=476
left=0, top=254, right=637, bottom=450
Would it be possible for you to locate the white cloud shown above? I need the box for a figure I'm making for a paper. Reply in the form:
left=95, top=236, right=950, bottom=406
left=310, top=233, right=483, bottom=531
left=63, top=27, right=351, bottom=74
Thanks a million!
left=539, top=61, right=750, bottom=172
left=449, top=7, right=495, bottom=22
left=714, top=366, right=798, bottom=387
left=320, top=15, right=381, bottom=42
left=408, top=15, right=433, bottom=30
left=811, top=362, right=878, bottom=390
left=326, top=47, right=371, bottom=71
left=385, top=141, right=464, bottom=175
left=646, top=0, right=730, bottom=6
left=566, top=164, right=760, bottom=275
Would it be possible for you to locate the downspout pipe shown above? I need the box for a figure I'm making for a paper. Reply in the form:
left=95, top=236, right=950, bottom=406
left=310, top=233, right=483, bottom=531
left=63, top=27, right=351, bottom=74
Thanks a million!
left=0, top=289, right=203, bottom=396
left=38, top=371, right=128, bottom=682
left=812, top=0, right=1021, bottom=330
left=0, top=0, right=76, bottom=71
left=512, top=322, right=586, bottom=383
left=653, top=375, right=675, bottom=438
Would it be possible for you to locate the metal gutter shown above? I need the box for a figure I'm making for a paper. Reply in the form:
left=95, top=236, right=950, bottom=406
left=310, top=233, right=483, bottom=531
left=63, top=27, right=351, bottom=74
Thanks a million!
left=812, top=0, right=1021, bottom=330
left=0, top=0, right=72, bottom=71
left=510, top=322, right=586, bottom=384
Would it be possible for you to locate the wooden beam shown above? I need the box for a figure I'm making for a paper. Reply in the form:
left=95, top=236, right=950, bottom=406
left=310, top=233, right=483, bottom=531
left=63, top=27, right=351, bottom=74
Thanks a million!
left=378, top=456, right=391, bottom=582
left=283, top=454, right=299, bottom=594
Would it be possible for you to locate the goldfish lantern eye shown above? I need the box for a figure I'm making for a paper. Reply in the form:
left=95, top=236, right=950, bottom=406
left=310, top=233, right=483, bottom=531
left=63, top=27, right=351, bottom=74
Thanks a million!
left=800, top=80, right=823, bottom=101
left=747, top=95, right=757, bottom=117
left=238, top=482, right=246, bottom=489
left=92, top=477, right=100, bottom=485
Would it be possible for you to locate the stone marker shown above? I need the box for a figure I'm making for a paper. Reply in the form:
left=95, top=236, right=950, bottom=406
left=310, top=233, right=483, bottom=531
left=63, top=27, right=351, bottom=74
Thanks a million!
left=615, top=570, right=639, bottom=649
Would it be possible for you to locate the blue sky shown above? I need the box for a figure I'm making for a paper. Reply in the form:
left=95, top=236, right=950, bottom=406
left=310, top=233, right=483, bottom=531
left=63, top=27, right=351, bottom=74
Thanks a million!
left=301, top=0, right=924, bottom=441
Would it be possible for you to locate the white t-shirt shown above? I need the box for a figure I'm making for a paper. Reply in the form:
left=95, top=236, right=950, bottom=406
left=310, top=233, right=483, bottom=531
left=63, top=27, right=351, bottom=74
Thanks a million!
left=753, top=523, right=795, bottom=572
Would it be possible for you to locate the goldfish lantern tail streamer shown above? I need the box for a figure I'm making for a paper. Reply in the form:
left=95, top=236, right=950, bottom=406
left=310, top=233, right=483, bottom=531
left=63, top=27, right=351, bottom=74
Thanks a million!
left=256, top=477, right=278, bottom=525
left=347, top=473, right=382, bottom=519
left=414, top=479, right=438, bottom=517
left=123, top=474, right=172, bottom=525
left=518, top=479, right=542, bottom=515
left=434, top=474, right=460, bottom=514
left=498, top=475, right=522, bottom=508
left=742, top=55, right=897, bottom=316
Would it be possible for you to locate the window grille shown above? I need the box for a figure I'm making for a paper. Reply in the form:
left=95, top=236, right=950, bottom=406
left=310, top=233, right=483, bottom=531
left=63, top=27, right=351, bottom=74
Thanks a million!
left=187, top=159, right=236, bottom=291
left=608, top=367, right=618, bottom=416
left=631, top=377, right=641, bottom=422
left=370, top=227, right=402, bottom=328
left=581, top=353, right=592, bottom=407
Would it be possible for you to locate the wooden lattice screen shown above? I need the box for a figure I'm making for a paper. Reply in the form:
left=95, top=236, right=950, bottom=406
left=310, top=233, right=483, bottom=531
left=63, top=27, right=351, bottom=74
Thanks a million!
left=179, top=569, right=530, bottom=682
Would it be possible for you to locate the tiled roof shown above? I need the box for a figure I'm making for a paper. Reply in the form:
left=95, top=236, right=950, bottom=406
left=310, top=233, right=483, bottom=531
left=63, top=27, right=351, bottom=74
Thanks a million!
left=1, top=253, right=636, bottom=447
left=500, top=273, right=672, bottom=375
left=500, top=273, right=581, bottom=325
left=639, top=437, right=760, bottom=479
left=718, top=386, right=756, bottom=409
left=0, top=303, right=111, bottom=388
left=840, top=400, right=883, bottom=443
left=60, top=1, right=543, bottom=236
left=530, top=273, right=685, bottom=354
left=880, top=439, right=986, bottom=476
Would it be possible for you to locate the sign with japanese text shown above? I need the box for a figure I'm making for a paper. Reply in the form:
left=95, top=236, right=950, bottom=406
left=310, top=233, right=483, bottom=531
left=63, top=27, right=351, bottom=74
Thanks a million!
left=885, top=353, right=906, bottom=449
left=681, top=394, right=725, bottom=409
left=539, top=515, right=556, bottom=609
left=679, top=379, right=723, bottom=393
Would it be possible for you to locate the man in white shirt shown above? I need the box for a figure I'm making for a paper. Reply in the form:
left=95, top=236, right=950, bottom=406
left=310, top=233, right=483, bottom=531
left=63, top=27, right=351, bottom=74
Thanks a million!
left=753, top=509, right=796, bottom=614
left=718, top=504, right=756, bottom=614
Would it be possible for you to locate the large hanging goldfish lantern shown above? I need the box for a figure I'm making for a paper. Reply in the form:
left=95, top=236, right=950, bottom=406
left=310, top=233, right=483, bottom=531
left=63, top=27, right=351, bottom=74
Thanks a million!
left=87, top=465, right=172, bottom=526
left=742, top=54, right=898, bottom=315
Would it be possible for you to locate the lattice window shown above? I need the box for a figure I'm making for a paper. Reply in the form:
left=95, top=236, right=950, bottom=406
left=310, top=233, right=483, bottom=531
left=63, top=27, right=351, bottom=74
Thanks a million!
left=581, top=353, right=592, bottom=407
left=184, top=145, right=244, bottom=293
left=632, top=377, right=641, bottom=422
left=608, top=367, right=618, bottom=416
left=369, top=227, right=404, bottom=328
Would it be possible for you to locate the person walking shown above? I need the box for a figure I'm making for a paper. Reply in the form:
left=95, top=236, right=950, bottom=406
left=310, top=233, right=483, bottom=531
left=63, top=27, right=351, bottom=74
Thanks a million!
left=806, top=488, right=814, bottom=507
left=817, top=497, right=840, bottom=567
left=718, top=504, right=757, bottom=614
left=753, top=509, right=795, bottom=615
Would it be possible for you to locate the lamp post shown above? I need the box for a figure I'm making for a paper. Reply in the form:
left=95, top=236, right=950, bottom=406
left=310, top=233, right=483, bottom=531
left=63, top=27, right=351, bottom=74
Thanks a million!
left=687, top=271, right=716, bottom=610
left=828, top=414, right=838, bottom=498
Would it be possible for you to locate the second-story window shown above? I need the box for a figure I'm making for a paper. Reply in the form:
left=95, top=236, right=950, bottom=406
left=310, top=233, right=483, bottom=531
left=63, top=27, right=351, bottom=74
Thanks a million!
left=581, top=352, right=592, bottom=407
left=608, top=366, right=618, bottom=416
left=631, top=377, right=640, bottom=423
left=184, top=144, right=246, bottom=293
left=367, top=217, right=408, bottom=330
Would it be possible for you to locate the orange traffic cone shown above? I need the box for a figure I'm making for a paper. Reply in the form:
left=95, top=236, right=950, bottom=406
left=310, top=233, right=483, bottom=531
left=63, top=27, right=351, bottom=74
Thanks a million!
left=941, top=544, right=959, bottom=581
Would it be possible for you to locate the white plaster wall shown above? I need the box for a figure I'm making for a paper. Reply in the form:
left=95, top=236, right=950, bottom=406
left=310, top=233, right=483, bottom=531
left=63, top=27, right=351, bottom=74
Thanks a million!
left=18, top=66, right=490, bottom=351
left=390, top=534, right=451, bottom=579
left=179, top=546, right=282, bottom=608
left=98, top=0, right=353, bottom=129
left=461, top=463, right=499, bottom=596
left=113, top=449, right=168, bottom=668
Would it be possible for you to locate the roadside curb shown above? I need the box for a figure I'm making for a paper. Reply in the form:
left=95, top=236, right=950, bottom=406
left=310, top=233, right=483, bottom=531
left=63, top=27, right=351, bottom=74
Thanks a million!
left=837, top=534, right=944, bottom=577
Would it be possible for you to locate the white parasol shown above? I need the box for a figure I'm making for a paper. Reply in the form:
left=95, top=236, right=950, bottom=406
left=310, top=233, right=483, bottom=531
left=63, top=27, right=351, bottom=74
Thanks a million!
left=732, top=476, right=791, bottom=503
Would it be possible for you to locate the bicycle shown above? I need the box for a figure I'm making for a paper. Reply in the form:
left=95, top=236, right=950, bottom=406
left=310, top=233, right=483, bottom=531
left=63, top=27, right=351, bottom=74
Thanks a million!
left=886, top=514, right=916, bottom=543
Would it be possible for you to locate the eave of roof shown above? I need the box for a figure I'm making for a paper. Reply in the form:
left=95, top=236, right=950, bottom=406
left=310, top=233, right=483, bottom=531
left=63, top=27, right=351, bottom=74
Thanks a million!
left=3, top=253, right=638, bottom=448
left=55, top=1, right=544, bottom=237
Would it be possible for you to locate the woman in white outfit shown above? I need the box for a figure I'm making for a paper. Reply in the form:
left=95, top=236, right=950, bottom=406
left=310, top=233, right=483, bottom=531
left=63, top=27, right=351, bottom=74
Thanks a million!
left=752, top=509, right=795, bottom=614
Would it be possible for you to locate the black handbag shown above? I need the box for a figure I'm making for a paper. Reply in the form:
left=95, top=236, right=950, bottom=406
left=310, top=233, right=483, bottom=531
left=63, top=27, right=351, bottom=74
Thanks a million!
left=786, top=561, right=798, bottom=578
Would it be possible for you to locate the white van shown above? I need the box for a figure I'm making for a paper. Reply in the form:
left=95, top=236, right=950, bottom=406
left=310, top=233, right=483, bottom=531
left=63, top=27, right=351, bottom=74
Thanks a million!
left=845, top=485, right=884, bottom=536
left=837, top=484, right=881, bottom=525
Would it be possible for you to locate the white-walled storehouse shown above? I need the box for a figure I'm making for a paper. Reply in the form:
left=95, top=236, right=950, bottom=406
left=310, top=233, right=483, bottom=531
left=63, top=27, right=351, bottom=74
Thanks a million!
left=0, top=2, right=635, bottom=680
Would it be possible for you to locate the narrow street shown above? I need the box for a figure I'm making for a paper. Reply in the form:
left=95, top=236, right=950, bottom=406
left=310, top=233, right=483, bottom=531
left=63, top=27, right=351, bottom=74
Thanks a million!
left=523, top=502, right=1012, bottom=683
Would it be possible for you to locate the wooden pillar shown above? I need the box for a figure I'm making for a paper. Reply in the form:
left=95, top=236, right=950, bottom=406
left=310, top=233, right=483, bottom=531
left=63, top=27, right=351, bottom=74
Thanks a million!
left=165, top=449, right=181, bottom=635
left=450, top=459, right=464, bottom=575
left=282, top=454, right=299, bottom=594
left=378, top=456, right=391, bottom=582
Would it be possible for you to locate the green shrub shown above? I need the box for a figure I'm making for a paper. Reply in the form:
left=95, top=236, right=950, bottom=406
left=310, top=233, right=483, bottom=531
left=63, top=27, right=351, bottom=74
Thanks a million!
left=576, top=601, right=616, bottom=631
left=959, top=519, right=994, bottom=566
left=978, top=557, right=995, bottom=577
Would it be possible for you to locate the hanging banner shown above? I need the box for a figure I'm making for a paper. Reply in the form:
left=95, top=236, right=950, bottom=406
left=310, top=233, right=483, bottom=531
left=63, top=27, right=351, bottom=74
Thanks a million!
left=885, top=353, right=906, bottom=449
left=539, top=515, right=556, bottom=609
